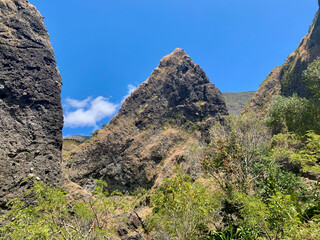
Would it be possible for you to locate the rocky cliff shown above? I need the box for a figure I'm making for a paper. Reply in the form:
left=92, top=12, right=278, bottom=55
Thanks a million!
left=244, top=5, right=320, bottom=115
left=64, top=48, right=228, bottom=192
left=0, top=0, right=63, bottom=209
left=280, top=8, right=320, bottom=97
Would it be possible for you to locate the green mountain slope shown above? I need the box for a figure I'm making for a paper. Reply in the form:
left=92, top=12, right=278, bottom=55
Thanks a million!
left=222, top=91, right=256, bottom=115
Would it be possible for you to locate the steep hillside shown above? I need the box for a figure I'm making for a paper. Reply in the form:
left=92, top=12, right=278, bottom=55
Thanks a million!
left=64, top=48, right=228, bottom=192
left=0, top=0, right=63, bottom=210
left=244, top=4, right=320, bottom=115
left=222, top=91, right=255, bottom=115
left=242, top=67, right=281, bottom=115
left=280, top=9, right=320, bottom=97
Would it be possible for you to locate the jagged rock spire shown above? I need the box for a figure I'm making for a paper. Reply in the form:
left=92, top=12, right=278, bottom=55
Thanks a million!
left=120, top=48, right=227, bottom=129
left=65, top=48, right=228, bottom=193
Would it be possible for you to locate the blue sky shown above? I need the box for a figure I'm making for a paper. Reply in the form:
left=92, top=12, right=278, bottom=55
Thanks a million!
left=28, top=0, right=318, bottom=136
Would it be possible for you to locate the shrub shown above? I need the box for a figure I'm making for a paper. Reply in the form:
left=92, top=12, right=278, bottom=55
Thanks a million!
left=291, top=131, right=320, bottom=176
left=303, top=57, right=320, bottom=104
left=0, top=179, right=133, bottom=239
left=204, top=115, right=270, bottom=196
left=267, top=94, right=320, bottom=135
left=147, top=172, right=219, bottom=240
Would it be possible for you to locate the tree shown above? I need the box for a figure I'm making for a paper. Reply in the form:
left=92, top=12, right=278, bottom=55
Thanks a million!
left=203, top=115, right=270, bottom=196
left=267, top=94, right=320, bottom=135
left=291, top=131, right=320, bottom=176
left=303, top=57, right=320, bottom=104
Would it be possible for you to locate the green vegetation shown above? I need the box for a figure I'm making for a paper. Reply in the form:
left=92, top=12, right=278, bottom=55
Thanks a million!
left=222, top=91, right=256, bottom=115
left=309, top=10, right=319, bottom=32
left=2, top=60, right=320, bottom=239
left=90, top=130, right=99, bottom=136
left=267, top=57, right=320, bottom=136
left=147, top=171, right=219, bottom=239
left=0, top=179, right=137, bottom=239
left=303, top=57, right=320, bottom=104
left=3, top=108, right=320, bottom=240
left=267, top=94, right=320, bottom=135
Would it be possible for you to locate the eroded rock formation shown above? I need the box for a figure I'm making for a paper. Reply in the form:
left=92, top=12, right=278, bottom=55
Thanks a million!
left=0, top=0, right=63, bottom=209
left=64, top=48, right=228, bottom=192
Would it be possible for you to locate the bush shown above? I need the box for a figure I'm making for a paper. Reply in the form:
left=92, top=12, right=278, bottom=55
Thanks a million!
left=204, top=115, right=270, bottom=196
left=0, top=179, right=133, bottom=239
left=267, top=94, right=320, bottom=135
left=303, top=57, right=320, bottom=104
left=147, top=172, right=219, bottom=240
left=291, top=131, right=320, bottom=176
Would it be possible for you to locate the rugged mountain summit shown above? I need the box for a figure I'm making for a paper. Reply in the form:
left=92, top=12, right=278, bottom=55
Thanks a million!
left=120, top=49, right=226, bottom=129
left=65, top=48, right=228, bottom=192
left=0, top=0, right=63, bottom=209
left=244, top=5, right=320, bottom=115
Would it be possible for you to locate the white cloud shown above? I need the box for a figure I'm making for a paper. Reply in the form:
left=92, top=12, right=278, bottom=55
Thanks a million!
left=64, top=96, right=118, bottom=128
left=64, top=84, right=137, bottom=129
left=121, top=84, right=137, bottom=103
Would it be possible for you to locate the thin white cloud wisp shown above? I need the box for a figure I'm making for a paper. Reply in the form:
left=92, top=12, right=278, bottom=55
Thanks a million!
left=65, top=97, right=91, bottom=108
left=121, top=84, right=137, bottom=103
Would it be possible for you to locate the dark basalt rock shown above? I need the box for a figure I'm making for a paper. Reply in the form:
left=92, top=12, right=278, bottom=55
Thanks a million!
left=0, top=0, right=63, bottom=210
left=66, top=48, right=228, bottom=193
left=120, top=48, right=226, bottom=129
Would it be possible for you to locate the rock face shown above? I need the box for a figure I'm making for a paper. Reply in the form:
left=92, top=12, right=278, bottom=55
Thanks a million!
left=65, top=49, right=228, bottom=192
left=279, top=9, right=320, bottom=98
left=244, top=6, right=320, bottom=115
left=0, top=0, right=63, bottom=209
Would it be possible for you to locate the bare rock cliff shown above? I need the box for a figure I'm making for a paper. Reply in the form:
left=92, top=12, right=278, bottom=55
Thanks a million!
left=0, top=0, right=63, bottom=209
left=64, top=49, right=228, bottom=192
left=244, top=5, right=320, bottom=115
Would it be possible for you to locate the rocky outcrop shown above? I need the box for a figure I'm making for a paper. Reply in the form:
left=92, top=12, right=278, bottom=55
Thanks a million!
left=244, top=6, right=320, bottom=115
left=64, top=48, right=228, bottom=192
left=0, top=0, right=63, bottom=209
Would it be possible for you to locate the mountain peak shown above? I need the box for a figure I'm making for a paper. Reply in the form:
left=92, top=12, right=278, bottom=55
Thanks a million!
left=159, top=48, right=190, bottom=68
left=65, top=49, right=228, bottom=193
left=120, top=49, right=227, bottom=129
